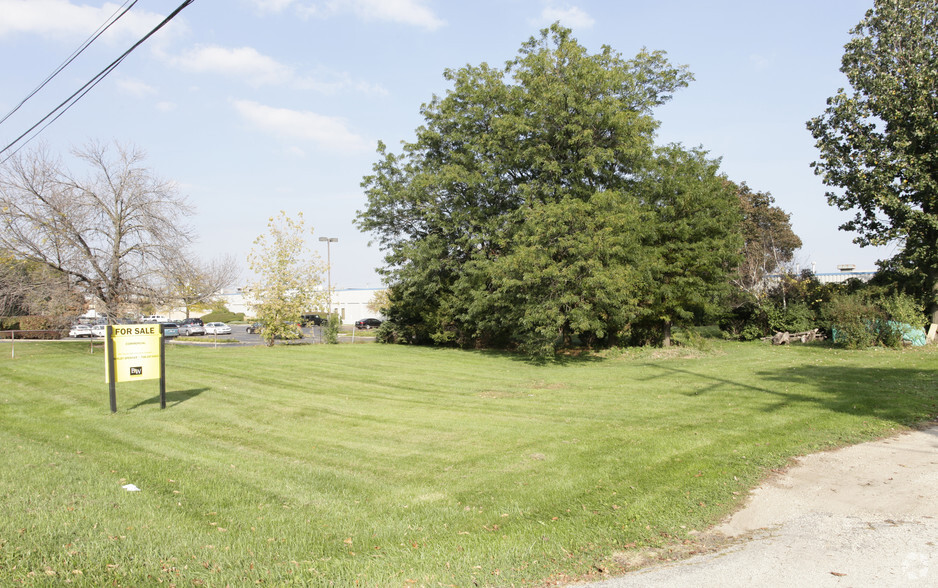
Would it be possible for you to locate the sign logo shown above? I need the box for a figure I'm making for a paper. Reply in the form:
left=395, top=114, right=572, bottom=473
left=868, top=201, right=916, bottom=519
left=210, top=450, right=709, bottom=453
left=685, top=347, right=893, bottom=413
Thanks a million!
left=130, top=366, right=143, bottom=376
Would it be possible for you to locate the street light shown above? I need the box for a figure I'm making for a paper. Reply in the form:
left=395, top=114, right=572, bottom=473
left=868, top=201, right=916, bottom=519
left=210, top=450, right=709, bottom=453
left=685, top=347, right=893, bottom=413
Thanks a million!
left=318, top=237, right=338, bottom=315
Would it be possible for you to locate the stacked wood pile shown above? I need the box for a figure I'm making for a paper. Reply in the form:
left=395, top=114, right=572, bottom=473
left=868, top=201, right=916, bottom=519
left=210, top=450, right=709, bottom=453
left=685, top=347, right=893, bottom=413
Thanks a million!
left=765, top=329, right=826, bottom=345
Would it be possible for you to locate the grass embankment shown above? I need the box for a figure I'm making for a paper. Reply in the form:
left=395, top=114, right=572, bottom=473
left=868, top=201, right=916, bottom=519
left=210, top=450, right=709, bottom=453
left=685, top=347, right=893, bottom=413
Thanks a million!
left=1, top=341, right=936, bottom=586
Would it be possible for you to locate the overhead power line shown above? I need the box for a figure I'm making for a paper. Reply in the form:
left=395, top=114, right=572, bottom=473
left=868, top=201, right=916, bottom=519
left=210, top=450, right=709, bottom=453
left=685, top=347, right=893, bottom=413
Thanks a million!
left=0, top=0, right=197, bottom=164
left=0, top=0, right=139, bottom=128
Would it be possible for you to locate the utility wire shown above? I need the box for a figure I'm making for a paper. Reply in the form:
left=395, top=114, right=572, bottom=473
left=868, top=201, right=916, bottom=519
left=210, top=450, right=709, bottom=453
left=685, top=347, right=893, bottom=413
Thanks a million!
left=0, top=0, right=139, bottom=128
left=0, top=0, right=197, bottom=164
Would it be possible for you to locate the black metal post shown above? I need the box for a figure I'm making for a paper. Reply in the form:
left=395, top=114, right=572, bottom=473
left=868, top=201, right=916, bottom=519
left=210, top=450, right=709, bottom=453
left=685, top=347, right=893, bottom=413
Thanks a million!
left=159, top=324, right=166, bottom=409
left=106, top=325, right=117, bottom=413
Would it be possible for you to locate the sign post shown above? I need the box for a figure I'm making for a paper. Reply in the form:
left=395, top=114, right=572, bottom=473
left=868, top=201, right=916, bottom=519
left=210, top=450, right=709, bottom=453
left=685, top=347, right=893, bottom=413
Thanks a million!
left=104, top=324, right=166, bottom=413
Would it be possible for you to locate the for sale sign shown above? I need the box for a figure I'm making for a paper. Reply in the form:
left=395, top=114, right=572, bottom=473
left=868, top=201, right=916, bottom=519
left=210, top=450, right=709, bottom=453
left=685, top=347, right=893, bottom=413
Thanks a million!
left=105, top=324, right=162, bottom=383
left=105, top=324, right=166, bottom=412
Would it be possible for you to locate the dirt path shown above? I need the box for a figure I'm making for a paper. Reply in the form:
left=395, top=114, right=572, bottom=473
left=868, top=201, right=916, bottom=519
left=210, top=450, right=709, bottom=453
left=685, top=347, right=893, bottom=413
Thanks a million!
left=580, top=426, right=938, bottom=587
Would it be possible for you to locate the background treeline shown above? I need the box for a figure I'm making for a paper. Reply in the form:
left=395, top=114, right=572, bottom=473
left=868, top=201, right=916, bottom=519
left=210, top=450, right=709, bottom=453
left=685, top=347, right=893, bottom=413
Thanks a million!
left=357, top=25, right=932, bottom=356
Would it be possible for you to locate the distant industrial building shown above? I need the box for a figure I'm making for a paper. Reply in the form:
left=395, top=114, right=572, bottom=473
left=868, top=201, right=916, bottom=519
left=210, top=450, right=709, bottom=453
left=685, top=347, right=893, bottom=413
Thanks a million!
left=216, top=287, right=385, bottom=325
left=813, top=270, right=875, bottom=284
left=766, top=264, right=876, bottom=288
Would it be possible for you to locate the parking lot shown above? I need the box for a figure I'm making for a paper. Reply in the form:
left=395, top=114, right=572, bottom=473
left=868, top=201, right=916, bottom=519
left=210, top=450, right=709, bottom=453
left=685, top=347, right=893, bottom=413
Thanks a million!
left=173, top=324, right=375, bottom=345
left=1, top=323, right=379, bottom=345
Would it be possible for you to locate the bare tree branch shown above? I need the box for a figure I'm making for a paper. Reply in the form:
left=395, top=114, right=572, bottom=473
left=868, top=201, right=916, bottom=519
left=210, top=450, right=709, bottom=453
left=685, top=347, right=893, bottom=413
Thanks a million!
left=0, top=141, right=193, bottom=318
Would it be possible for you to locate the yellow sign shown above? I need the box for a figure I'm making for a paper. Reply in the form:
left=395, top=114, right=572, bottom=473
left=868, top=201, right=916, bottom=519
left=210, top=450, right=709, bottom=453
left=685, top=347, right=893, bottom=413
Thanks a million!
left=105, top=324, right=162, bottom=383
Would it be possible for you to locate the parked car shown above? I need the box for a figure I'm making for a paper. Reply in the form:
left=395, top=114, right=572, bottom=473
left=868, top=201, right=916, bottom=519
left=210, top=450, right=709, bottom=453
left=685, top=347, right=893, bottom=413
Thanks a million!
left=141, top=315, right=168, bottom=323
left=69, top=324, right=93, bottom=338
left=246, top=321, right=302, bottom=339
left=180, top=317, right=204, bottom=326
left=300, top=314, right=326, bottom=326
left=355, top=318, right=382, bottom=329
left=178, top=322, right=205, bottom=336
left=91, top=324, right=107, bottom=338
left=204, top=322, right=232, bottom=335
left=162, top=323, right=180, bottom=338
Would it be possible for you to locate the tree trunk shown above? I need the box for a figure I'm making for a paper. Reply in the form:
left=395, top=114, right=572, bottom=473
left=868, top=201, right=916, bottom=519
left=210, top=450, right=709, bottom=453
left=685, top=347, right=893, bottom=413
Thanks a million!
left=929, top=266, right=938, bottom=325
left=662, top=319, right=672, bottom=347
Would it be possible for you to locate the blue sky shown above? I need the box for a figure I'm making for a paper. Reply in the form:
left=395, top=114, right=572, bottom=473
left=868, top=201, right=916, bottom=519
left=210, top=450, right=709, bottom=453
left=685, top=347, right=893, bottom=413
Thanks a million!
left=0, top=0, right=892, bottom=288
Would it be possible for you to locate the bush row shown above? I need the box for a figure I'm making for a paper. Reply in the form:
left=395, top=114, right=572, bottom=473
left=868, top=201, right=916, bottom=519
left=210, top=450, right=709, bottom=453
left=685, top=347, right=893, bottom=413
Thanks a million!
left=0, top=329, right=66, bottom=340
left=720, top=273, right=927, bottom=348
left=0, top=316, right=65, bottom=331
left=199, top=310, right=245, bottom=323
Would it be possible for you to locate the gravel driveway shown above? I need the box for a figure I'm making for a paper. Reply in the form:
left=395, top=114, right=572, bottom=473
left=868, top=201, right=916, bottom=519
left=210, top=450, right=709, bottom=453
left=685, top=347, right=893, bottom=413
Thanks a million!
left=578, top=426, right=938, bottom=588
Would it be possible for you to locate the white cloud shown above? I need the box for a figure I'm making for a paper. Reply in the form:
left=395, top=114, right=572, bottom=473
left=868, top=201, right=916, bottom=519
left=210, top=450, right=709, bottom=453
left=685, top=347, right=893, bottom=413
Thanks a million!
left=0, top=0, right=168, bottom=41
left=749, top=53, right=774, bottom=71
left=294, top=69, right=388, bottom=95
left=172, top=45, right=294, bottom=86
left=537, top=5, right=595, bottom=29
left=232, top=100, right=371, bottom=152
left=297, top=0, right=445, bottom=30
left=169, top=44, right=387, bottom=94
left=115, top=77, right=156, bottom=98
left=352, top=0, right=445, bottom=30
left=249, top=0, right=297, bottom=13
left=156, top=101, right=176, bottom=112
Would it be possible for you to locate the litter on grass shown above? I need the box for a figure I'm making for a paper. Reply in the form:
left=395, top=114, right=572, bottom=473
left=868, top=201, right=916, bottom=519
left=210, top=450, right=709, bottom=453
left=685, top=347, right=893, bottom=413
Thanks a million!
left=122, top=484, right=141, bottom=492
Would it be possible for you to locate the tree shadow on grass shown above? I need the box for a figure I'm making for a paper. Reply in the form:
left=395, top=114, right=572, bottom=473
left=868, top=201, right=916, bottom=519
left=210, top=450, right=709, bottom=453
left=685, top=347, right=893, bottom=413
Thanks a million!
left=644, top=363, right=938, bottom=425
left=130, top=387, right=208, bottom=409
left=464, top=346, right=607, bottom=365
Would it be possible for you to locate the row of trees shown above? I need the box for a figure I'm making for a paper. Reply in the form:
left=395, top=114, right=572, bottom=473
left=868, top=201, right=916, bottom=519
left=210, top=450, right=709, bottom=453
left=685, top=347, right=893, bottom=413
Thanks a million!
left=0, top=142, right=238, bottom=326
left=0, top=142, right=331, bottom=345
left=357, top=25, right=804, bottom=355
left=361, top=0, right=938, bottom=355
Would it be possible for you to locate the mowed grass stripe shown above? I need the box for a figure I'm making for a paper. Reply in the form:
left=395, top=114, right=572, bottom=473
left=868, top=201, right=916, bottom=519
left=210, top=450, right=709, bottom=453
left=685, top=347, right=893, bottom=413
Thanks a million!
left=1, top=340, right=936, bottom=585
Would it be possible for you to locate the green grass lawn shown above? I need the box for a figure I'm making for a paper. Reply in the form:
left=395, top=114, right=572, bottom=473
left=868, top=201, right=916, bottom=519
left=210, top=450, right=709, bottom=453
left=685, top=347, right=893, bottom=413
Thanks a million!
left=1, top=340, right=936, bottom=586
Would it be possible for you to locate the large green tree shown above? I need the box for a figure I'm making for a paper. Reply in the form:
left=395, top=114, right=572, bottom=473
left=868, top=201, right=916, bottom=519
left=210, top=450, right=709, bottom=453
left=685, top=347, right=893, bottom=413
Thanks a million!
left=807, top=0, right=938, bottom=323
left=358, top=25, right=742, bottom=354
left=637, top=147, right=742, bottom=346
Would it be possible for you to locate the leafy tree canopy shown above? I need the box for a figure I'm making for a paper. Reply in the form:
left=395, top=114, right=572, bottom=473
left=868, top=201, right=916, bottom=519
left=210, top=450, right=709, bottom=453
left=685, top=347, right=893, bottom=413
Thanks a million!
left=358, top=24, right=741, bottom=354
left=732, top=182, right=803, bottom=297
left=247, top=211, right=326, bottom=346
left=807, top=0, right=938, bottom=323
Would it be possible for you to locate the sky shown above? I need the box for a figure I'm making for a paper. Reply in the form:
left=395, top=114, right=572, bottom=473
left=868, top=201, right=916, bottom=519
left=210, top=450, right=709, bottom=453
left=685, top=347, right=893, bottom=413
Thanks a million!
left=0, top=0, right=895, bottom=289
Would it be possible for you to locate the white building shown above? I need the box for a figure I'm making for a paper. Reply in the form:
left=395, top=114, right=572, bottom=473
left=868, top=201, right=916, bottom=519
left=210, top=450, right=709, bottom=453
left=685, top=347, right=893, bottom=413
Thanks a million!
left=813, top=271, right=876, bottom=285
left=215, top=287, right=386, bottom=325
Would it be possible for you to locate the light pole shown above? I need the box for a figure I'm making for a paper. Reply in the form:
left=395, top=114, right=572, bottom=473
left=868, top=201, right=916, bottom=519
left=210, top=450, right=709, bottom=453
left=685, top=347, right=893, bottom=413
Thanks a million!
left=318, top=237, right=338, bottom=315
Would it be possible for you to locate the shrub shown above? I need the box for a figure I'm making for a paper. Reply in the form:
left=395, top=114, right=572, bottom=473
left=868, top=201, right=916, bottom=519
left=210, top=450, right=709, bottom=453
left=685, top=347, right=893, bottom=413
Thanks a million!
left=765, top=301, right=816, bottom=334
left=672, top=327, right=713, bottom=352
left=323, top=313, right=342, bottom=344
left=0, top=329, right=64, bottom=340
left=879, top=292, right=925, bottom=329
left=823, top=290, right=925, bottom=349
left=1, top=316, right=23, bottom=330
left=719, top=302, right=768, bottom=340
left=200, top=310, right=245, bottom=323
left=823, top=294, right=884, bottom=349
left=19, top=316, right=57, bottom=330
